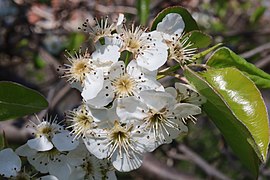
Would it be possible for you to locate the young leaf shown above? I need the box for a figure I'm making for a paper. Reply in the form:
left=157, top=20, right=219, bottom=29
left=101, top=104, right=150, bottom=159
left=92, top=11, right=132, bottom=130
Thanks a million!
left=151, top=6, right=199, bottom=32
left=184, top=67, right=269, bottom=176
left=206, top=47, right=270, bottom=88
left=183, top=30, right=212, bottom=49
left=0, top=82, right=48, bottom=121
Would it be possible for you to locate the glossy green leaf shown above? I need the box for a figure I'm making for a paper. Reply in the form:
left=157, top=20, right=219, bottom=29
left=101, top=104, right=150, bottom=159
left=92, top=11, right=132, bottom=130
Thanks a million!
left=137, top=0, right=150, bottom=26
left=0, top=82, right=48, bottom=121
left=207, top=47, right=270, bottom=88
left=183, top=30, right=212, bottom=49
left=151, top=6, right=199, bottom=32
left=184, top=67, right=269, bottom=176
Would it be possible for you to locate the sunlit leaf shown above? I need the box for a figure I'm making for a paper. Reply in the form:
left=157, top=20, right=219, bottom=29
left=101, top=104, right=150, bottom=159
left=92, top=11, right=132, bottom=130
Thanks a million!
left=0, top=82, right=48, bottom=121
left=184, top=67, right=269, bottom=176
left=207, top=47, right=270, bottom=88
left=183, top=30, right=212, bottom=49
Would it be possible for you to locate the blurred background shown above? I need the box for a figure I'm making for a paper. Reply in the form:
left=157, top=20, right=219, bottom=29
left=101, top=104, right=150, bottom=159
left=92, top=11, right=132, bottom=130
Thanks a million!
left=0, top=0, right=270, bottom=179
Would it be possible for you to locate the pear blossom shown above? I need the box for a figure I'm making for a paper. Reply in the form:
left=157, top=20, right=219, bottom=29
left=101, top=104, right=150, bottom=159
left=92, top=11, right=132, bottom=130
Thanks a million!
left=60, top=43, right=120, bottom=95
left=16, top=144, right=72, bottom=180
left=117, top=23, right=168, bottom=71
left=166, top=82, right=205, bottom=105
left=83, top=60, right=164, bottom=107
left=67, top=143, right=117, bottom=180
left=0, top=148, right=21, bottom=178
left=156, top=13, right=196, bottom=65
left=65, top=104, right=100, bottom=139
left=166, top=82, right=205, bottom=124
left=79, top=14, right=124, bottom=43
left=82, top=103, right=153, bottom=172
left=117, top=91, right=194, bottom=147
left=26, top=116, right=79, bottom=152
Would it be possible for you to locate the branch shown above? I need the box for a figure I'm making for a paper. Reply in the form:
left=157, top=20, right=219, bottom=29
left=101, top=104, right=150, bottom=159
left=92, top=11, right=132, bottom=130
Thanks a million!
left=178, top=144, right=231, bottom=180
left=139, top=153, right=197, bottom=180
left=240, top=42, right=270, bottom=59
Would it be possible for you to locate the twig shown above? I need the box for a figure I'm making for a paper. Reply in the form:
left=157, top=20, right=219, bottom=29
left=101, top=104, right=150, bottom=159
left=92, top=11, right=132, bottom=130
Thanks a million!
left=178, top=144, right=231, bottom=180
left=240, top=42, right=270, bottom=59
left=139, top=153, right=197, bottom=180
left=255, top=55, right=270, bottom=69
left=95, top=4, right=137, bottom=14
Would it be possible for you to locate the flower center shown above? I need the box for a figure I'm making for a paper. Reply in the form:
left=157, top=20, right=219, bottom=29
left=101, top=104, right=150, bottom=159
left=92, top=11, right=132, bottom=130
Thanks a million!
left=67, top=106, right=96, bottom=139
left=167, top=35, right=196, bottom=65
left=112, top=74, right=136, bottom=97
left=83, top=161, right=94, bottom=176
left=126, top=37, right=141, bottom=53
left=60, top=49, right=93, bottom=84
left=70, top=59, right=91, bottom=82
left=108, top=121, right=133, bottom=158
left=36, top=123, right=55, bottom=139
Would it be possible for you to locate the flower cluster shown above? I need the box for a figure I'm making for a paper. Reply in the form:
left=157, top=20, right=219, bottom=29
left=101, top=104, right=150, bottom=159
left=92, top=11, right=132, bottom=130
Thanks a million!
left=0, top=13, right=205, bottom=180
left=61, top=13, right=205, bottom=173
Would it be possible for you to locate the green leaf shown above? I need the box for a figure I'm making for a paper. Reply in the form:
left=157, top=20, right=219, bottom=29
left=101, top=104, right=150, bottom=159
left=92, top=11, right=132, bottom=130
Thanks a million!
left=250, top=6, right=266, bottom=24
left=0, top=82, right=48, bottom=121
left=183, top=30, right=212, bottom=49
left=137, top=0, right=150, bottom=26
left=184, top=67, right=269, bottom=176
left=206, top=47, right=270, bottom=88
left=151, top=6, right=199, bottom=32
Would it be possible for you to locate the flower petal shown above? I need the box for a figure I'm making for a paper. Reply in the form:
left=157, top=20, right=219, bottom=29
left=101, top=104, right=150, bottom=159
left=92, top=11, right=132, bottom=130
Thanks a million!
left=0, top=148, right=21, bottom=178
left=156, top=13, right=185, bottom=35
left=27, top=135, right=53, bottom=151
left=52, top=131, right=79, bottom=151
left=81, top=69, right=104, bottom=100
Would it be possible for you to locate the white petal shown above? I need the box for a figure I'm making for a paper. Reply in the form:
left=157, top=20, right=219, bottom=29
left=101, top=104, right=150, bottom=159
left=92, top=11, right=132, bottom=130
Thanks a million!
left=117, top=96, right=148, bottom=122
left=92, top=44, right=120, bottom=64
left=52, top=131, right=79, bottom=151
left=111, top=150, right=143, bottom=172
left=83, top=130, right=110, bottom=159
left=86, top=79, right=114, bottom=107
left=27, top=135, right=53, bottom=151
left=0, top=148, right=21, bottom=177
left=139, top=90, right=176, bottom=111
left=68, top=167, right=86, bottom=180
left=174, top=103, right=201, bottom=117
left=15, top=143, right=37, bottom=157
left=165, top=87, right=177, bottom=98
left=48, top=156, right=72, bottom=180
left=81, top=69, right=104, bottom=100
left=39, top=175, right=59, bottom=180
left=136, top=41, right=168, bottom=71
left=28, top=153, right=49, bottom=173
left=157, top=13, right=185, bottom=35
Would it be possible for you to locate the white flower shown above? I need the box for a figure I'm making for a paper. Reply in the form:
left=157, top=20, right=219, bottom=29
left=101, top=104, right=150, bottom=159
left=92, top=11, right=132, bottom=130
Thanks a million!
left=0, top=148, right=21, bottom=178
left=166, top=82, right=205, bottom=105
left=83, top=60, right=164, bottom=107
left=117, top=91, right=190, bottom=147
left=26, top=116, right=79, bottom=152
left=79, top=14, right=124, bottom=43
left=82, top=103, right=152, bottom=172
left=60, top=44, right=120, bottom=95
left=16, top=144, right=72, bottom=180
left=65, top=104, right=100, bottom=139
left=166, top=82, right=204, bottom=123
left=156, top=13, right=196, bottom=65
left=67, top=143, right=117, bottom=180
left=117, top=23, right=168, bottom=71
